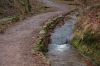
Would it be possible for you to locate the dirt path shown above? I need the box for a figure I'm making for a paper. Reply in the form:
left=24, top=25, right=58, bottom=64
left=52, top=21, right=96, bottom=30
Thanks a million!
left=0, top=0, right=74, bottom=66
left=39, top=0, right=70, bottom=11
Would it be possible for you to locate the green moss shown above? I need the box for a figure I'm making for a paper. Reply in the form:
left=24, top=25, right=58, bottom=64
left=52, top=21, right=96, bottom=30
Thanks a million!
left=43, top=16, right=64, bottom=32
left=37, top=38, right=48, bottom=53
left=12, top=16, right=20, bottom=22
left=36, top=16, right=64, bottom=54
left=0, top=16, right=20, bottom=33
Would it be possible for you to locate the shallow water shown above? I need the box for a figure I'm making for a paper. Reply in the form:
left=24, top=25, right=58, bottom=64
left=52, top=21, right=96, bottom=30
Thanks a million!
left=47, top=14, right=89, bottom=66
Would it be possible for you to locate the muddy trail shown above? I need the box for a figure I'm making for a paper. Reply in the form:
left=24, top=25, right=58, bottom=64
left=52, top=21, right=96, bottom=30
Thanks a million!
left=0, top=0, right=94, bottom=66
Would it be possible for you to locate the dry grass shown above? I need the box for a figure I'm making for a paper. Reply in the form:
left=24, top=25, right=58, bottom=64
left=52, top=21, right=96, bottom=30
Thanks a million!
left=71, top=4, right=100, bottom=66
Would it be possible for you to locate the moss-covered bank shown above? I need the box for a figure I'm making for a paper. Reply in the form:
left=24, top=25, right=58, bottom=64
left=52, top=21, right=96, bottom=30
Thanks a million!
left=36, top=15, right=64, bottom=53
left=35, top=9, right=79, bottom=53
left=71, top=34, right=100, bottom=66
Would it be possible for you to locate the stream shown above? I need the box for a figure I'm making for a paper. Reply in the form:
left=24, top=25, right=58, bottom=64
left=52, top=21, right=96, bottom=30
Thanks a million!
left=47, top=13, right=89, bottom=66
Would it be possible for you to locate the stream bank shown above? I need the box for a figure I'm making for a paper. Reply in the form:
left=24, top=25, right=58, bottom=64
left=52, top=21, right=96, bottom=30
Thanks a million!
left=71, top=5, right=100, bottom=66
left=36, top=11, right=94, bottom=66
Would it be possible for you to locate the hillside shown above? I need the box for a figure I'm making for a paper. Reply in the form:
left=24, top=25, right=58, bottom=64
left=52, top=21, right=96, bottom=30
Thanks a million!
left=71, top=0, right=100, bottom=66
left=0, top=0, right=31, bottom=18
left=0, top=0, right=55, bottom=19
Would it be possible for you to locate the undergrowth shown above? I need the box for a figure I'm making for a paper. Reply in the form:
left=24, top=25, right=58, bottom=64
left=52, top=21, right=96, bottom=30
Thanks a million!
left=71, top=5, right=100, bottom=65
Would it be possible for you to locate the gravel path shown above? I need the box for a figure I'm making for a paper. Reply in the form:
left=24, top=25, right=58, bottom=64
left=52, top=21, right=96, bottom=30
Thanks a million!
left=0, top=0, right=73, bottom=66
